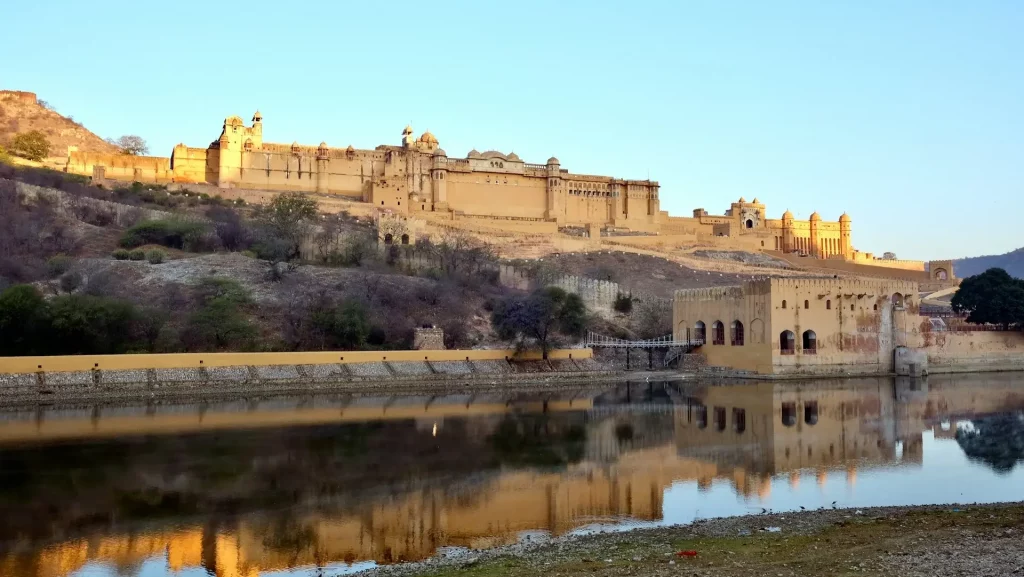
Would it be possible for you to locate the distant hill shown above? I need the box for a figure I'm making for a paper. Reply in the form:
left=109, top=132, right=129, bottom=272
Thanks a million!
left=955, top=248, right=1024, bottom=279
left=0, top=90, right=118, bottom=158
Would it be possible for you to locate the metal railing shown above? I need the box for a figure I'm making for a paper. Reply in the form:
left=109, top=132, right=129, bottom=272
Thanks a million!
left=584, top=331, right=705, bottom=349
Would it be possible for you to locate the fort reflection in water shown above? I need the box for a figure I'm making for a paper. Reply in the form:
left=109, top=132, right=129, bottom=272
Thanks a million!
left=1, top=375, right=1024, bottom=577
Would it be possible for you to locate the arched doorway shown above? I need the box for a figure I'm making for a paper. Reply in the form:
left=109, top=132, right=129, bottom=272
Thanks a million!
left=802, top=330, right=817, bottom=354
left=745, top=219, right=753, bottom=229
left=401, top=233, right=410, bottom=245
left=934, top=268, right=948, bottom=280
left=694, top=321, right=706, bottom=342
left=384, top=233, right=393, bottom=245
left=780, top=330, right=795, bottom=355
left=891, top=292, right=905, bottom=309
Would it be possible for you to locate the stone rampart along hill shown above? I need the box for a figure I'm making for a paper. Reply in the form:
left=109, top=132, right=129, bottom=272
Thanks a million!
left=0, top=90, right=118, bottom=157
left=956, top=247, right=1024, bottom=279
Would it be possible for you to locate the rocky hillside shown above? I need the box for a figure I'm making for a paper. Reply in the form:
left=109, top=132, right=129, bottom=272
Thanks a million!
left=0, top=90, right=118, bottom=157
left=955, top=247, right=1024, bottom=279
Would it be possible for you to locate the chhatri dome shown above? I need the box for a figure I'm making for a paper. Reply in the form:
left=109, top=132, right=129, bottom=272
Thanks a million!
left=782, top=209, right=794, bottom=220
left=547, top=156, right=560, bottom=164
left=751, top=197, right=759, bottom=204
left=418, top=131, right=438, bottom=144
left=809, top=211, right=821, bottom=221
left=402, top=125, right=413, bottom=136
left=839, top=212, right=851, bottom=223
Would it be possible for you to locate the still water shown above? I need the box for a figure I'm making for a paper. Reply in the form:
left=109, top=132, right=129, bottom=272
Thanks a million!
left=1, top=375, right=1023, bottom=577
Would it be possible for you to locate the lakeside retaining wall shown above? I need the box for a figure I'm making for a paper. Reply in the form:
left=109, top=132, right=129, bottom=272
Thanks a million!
left=0, top=349, right=610, bottom=405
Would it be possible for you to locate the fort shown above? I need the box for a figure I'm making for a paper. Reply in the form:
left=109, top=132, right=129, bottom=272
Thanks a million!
left=63, top=112, right=937, bottom=274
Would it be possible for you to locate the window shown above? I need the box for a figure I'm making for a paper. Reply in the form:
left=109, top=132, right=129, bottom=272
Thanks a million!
left=892, top=292, right=905, bottom=309
left=804, top=401, right=819, bottom=425
left=400, top=234, right=409, bottom=245
left=746, top=219, right=753, bottom=229
left=384, top=233, right=393, bottom=244
left=711, top=321, right=725, bottom=345
left=733, top=408, right=746, bottom=433
left=873, top=304, right=878, bottom=311
left=826, top=299, right=831, bottom=310
left=782, top=402, right=797, bottom=426
left=780, top=330, right=796, bottom=354
left=851, top=304, right=855, bottom=311
left=804, top=300, right=809, bottom=309
left=803, top=330, right=817, bottom=354
left=696, top=404, right=708, bottom=429
left=694, top=321, right=706, bottom=342
left=714, top=407, right=727, bottom=432
left=731, top=320, right=744, bottom=346
left=782, top=300, right=787, bottom=309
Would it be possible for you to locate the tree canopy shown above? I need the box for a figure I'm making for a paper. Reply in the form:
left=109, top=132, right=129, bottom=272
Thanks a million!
left=491, top=286, right=588, bottom=357
left=9, top=131, right=50, bottom=161
left=108, top=135, right=149, bottom=156
left=951, top=268, right=1024, bottom=329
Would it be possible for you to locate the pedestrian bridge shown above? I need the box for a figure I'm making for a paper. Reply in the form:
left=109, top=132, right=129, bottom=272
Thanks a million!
left=583, top=332, right=705, bottom=349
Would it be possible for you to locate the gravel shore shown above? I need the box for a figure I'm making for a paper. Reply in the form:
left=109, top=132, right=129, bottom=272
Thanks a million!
left=353, top=502, right=1024, bottom=577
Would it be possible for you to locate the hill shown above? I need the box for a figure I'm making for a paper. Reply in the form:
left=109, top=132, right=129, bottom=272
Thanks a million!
left=955, top=248, right=1024, bottom=279
left=0, top=90, right=118, bottom=158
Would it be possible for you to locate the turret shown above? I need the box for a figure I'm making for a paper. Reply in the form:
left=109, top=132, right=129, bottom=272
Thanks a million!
left=402, top=125, right=415, bottom=148
left=782, top=209, right=795, bottom=253
left=430, top=148, right=448, bottom=209
left=809, top=211, right=821, bottom=257
left=545, top=157, right=562, bottom=222
left=839, top=212, right=852, bottom=258
left=316, top=142, right=329, bottom=194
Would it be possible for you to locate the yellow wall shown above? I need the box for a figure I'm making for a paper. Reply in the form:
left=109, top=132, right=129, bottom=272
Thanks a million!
left=672, top=284, right=774, bottom=373
left=0, top=348, right=592, bottom=375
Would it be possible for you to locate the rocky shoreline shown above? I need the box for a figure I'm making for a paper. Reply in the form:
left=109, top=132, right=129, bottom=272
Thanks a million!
left=354, top=502, right=1024, bottom=577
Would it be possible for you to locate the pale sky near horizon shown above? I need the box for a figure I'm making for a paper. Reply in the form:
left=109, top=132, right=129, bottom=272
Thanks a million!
left=4, top=0, right=1022, bottom=260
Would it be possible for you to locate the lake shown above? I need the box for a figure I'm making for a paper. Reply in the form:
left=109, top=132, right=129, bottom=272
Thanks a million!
left=1, top=374, right=1023, bottom=577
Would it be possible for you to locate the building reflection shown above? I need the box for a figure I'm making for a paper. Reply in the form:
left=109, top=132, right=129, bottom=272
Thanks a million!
left=2, top=374, right=1024, bottom=577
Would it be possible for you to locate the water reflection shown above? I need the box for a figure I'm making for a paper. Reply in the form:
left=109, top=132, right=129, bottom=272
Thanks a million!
left=1, top=374, right=1023, bottom=577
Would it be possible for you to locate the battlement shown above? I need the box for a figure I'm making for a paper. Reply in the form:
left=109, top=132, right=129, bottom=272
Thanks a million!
left=769, top=277, right=919, bottom=295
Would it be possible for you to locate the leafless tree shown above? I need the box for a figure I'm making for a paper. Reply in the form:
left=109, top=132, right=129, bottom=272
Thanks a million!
left=108, top=135, right=149, bottom=156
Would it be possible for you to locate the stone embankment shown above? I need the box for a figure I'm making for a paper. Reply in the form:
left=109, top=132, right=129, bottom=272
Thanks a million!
left=0, top=357, right=621, bottom=406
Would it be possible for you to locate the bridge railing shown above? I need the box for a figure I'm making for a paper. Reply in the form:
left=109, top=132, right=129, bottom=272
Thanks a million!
left=583, top=331, right=705, bottom=349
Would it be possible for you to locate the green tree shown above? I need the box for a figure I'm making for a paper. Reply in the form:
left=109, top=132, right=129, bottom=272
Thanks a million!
left=0, top=285, right=49, bottom=355
left=253, top=192, right=319, bottom=263
left=47, top=294, right=139, bottom=354
left=951, top=268, right=1024, bottom=329
left=311, top=299, right=371, bottom=349
left=184, top=278, right=256, bottom=350
left=9, top=131, right=51, bottom=161
left=0, top=145, right=12, bottom=165
left=491, top=286, right=588, bottom=357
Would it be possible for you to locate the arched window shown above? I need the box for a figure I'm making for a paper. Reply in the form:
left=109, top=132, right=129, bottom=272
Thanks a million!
left=935, top=268, right=948, bottom=280
left=782, top=402, right=797, bottom=427
left=696, top=404, right=707, bottom=429
left=782, top=300, right=787, bottom=309
left=826, top=299, right=831, bottom=310
left=892, top=292, right=905, bottom=309
left=803, top=330, right=817, bottom=354
left=730, top=320, right=744, bottom=346
left=714, top=407, right=726, bottom=431
left=694, top=321, right=706, bottom=342
left=804, top=401, right=819, bottom=425
left=804, top=300, right=809, bottom=309
left=780, top=330, right=796, bottom=354
left=400, top=233, right=410, bottom=245
left=733, top=408, right=746, bottom=433
left=384, top=233, right=393, bottom=244
left=711, top=321, right=725, bottom=345
left=745, top=219, right=753, bottom=229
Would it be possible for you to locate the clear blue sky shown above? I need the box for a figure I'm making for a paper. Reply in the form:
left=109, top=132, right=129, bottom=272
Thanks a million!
left=5, top=0, right=1022, bottom=260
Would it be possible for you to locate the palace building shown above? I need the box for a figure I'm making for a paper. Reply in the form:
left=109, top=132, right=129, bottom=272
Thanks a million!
left=64, top=111, right=916, bottom=268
